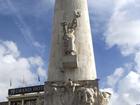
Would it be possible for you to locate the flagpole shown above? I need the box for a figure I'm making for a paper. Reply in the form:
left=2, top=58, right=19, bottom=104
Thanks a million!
left=9, top=78, right=12, bottom=88
left=38, top=74, right=41, bottom=85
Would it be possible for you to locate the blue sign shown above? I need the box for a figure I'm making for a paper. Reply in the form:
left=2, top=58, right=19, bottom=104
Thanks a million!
left=8, top=85, right=44, bottom=95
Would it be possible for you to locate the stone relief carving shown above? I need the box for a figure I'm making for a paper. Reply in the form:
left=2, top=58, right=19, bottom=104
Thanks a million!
left=99, top=92, right=111, bottom=105
left=61, top=11, right=81, bottom=55
left=73, top=87, right=111, bottom=105
left=65, top=79, right=80, bottom=92
left=73, top=87, right=100, bottom=105
left=45, top=81, right=111, bottom=105
left=77, top=87, right=95, bottom=105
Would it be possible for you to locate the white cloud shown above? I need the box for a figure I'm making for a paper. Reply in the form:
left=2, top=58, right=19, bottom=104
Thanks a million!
left=109, top=71, right=140, bottom=105
left=29, top=56, right=44, bottom=66
left=105, top=11, right=140, bottom=56
left=105, top=0, right=140, bottom=56
left=0, top=40, right=46, bottom=101
left=103, top=0, right=140, bottom=105
left=107, top=67, right=124, bottom=87
left=135, top=52, right=140, bottom=73
left=29, top=56, right=47, bottom=78
left=0, top=41, right=20, bottom=58
left=37, top=67, right=47, bottom=78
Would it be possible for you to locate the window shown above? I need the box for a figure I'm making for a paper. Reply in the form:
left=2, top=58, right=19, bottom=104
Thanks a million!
left=11, top=101, right=22, bottom=105
left=24, top=99, right=36, bottom=105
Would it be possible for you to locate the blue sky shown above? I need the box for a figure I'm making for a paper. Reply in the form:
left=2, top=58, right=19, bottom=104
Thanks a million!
left=0, top=0, right=140, bottom=105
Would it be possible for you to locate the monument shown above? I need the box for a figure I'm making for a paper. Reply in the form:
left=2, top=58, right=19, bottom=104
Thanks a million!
left=45, top=0, right=111, bottom=105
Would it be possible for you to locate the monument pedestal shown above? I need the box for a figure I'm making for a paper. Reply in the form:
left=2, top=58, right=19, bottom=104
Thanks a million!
left=44, top=80, right=110, bottom=105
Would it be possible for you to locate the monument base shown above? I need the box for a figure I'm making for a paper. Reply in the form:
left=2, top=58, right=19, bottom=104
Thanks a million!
left=44, top=80, right=111, bottom=105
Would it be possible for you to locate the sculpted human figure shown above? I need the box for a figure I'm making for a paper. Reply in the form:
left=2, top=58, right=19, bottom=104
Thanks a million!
left=93, top=87, right=98, bottom=105
left=85, top=88, right=95, bottom=105
left=62, top=11, right=81, bottom=55
left=76, top=87, right=95, bottom=105
left=65, top=79, right=80, bottom=92
left=99, top=92, right=111, bottom=105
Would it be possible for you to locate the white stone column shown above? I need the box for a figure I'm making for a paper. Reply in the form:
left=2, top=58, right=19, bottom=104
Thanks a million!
left=48, top=0, right=97, bottom=82
left=8, top=101, right=11, bottom=105
left=22, top=99, right=24, bottom=105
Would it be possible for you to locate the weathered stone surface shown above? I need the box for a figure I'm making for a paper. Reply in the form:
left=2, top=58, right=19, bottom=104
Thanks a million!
left=47, top=0, right=97, bottom=81
left=44, top=80, right=111, bottom=105
left=62, top=55, right=78, bottom=69
left=98, top=92, right=111, bottom=105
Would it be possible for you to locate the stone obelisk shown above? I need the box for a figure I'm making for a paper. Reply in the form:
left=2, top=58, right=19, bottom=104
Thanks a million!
left=45, top=0, right=111, bottom=105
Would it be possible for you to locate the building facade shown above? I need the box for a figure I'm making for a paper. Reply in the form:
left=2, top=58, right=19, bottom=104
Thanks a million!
left=0, top=85, right=44, bottom=105
left=0, top=102, right=8, bottom=105
left=8, top=93, right=44, bottom=105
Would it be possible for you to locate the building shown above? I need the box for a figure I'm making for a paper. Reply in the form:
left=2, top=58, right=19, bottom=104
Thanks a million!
left=0, top=102, right=8, bottom=105
left=0, top=85, right=44, bottom=105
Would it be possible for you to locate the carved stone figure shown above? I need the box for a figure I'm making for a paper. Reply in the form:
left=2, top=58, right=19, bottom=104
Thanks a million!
left=65, top=79, right=80, bottom=92
left=75, top=87, right=95, bottom=105
left=99, top=92, right=111, bottom=105
left=85, top=88, right=95, bottom=105
left=93, top=87, right=98, bottom=105
left=45, top=81, right=111, bottom=105
left=62, top=11, right=81, bottom=55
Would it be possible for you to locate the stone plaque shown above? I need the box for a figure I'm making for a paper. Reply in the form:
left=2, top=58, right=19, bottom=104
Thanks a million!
left=62, top=55, right=78, bottom=69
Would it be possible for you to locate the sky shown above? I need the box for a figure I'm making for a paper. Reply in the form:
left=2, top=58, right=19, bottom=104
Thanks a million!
left=0, top=0, right=140, bottom=105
